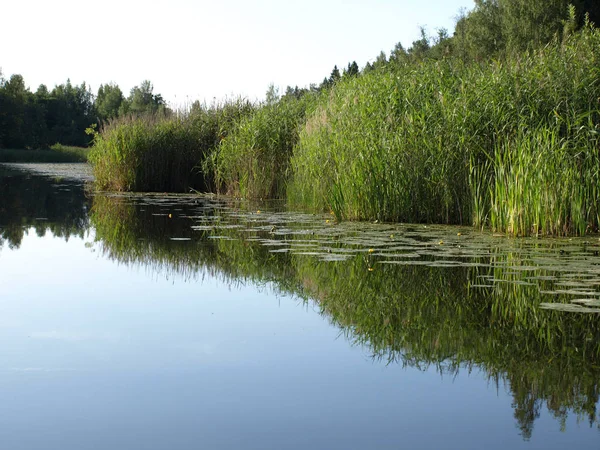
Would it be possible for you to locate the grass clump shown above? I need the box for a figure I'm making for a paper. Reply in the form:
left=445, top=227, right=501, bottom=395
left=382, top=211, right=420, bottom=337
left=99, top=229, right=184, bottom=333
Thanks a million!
left=208, top=93, right=317, bottom=199
left=486, top=125, right=600, bottom=236
left=89, top=100, right=253, bottom=192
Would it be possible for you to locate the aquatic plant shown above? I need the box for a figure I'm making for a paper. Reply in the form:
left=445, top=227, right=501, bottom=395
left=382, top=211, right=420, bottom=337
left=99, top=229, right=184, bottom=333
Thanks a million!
left=208, top=92, right=318, bottom=199
left=89, top=99, right=254, bottom=192
left=90, top=194, right=600, bottom=435
left=289, top=24, right=600, bottom=235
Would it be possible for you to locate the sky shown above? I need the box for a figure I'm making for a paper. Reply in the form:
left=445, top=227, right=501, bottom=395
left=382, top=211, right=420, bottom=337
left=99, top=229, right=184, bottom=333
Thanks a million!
left=1, top=0, right=474, bottom=107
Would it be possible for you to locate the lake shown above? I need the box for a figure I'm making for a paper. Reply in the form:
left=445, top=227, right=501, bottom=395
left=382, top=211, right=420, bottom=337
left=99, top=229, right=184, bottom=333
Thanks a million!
left=1, top=163, right=599, bottom=450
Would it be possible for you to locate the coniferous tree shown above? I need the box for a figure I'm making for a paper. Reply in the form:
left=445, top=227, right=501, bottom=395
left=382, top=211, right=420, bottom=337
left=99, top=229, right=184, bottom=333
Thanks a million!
left=329, top=65, right=341, bottom=84
left=343, top=61, right=359, bottom=78
left=389, top=42, right=409, bottom=67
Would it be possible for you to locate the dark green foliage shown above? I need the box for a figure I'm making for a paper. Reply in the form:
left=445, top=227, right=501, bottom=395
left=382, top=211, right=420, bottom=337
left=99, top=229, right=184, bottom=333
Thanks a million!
left=372, top=51, right=387, bottom=70
left=329, top=65, right=341, bottom=84
left=388, top=43, right=409, bottom=67
left=0, top=75, right=95, bottom=149
left=362, top=61, right=374, bottom=73
left=452, top=0, right=600, bottom=61
left=0, top=73, right=169, bottom=152
left=96, top=83, right=124, bottom=122
left=408, top=27, right=431, bottom=60
left=0, top=165, right=90, bottom=248
left=343, top=61, right=359, bottom=78
left=283, top=85, right=310, bottom=100
left=0, top=144, right=90, bottom=163
left=319, top=65, right=343, bottom=90
left=121, top=80, right=166, bottom=117
left=46, top=80, right=96, bottom=146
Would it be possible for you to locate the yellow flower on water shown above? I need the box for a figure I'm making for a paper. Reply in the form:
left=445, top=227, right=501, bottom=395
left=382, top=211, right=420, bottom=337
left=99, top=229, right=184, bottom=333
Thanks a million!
left=168, top=214, right=172, bottom=218
left=457, top=232, right=462, bottom=236
left=368, top=248, right=374, bottom=253
left=326, top=219, right=330, bottom=223
left=256, top=210, right=261, bottom=214
left=439, top=240, right=444, bottom=245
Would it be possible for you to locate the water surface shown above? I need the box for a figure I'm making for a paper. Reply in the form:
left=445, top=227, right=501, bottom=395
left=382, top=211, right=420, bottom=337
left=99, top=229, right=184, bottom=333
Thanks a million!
left=1, top=163, right=599, bottom=449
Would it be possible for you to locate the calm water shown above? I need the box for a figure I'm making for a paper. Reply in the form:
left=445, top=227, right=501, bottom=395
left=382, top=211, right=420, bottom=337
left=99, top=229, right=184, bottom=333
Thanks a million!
left=1, top=163, right=599, bottom=450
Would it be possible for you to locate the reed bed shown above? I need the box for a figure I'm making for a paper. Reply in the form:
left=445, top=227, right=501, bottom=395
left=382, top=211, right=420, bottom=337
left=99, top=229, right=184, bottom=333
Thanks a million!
left=208, top=93, right=318, bottom=199
left=89, top=26, right=600, bottom=236
left=88, top=100, right=253, bottom=192
left=289, top=25, right=600, bottom=235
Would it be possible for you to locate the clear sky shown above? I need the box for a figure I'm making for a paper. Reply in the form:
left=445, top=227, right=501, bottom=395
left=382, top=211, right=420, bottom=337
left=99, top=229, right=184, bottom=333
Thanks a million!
left=2, top=0, right=474, bottom=106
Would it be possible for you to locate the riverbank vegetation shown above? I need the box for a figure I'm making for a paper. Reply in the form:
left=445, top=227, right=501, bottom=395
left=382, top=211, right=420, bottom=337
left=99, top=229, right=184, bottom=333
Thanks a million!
left=0, top=75, right=167, bottom=150
left=207, top=88, right=318, bottom=199
left=5, top=1, right=600, bottom=236
left=290, top=21, right=600, bottom=236
left=89, top=99, right=253, bottom=192
left=0, top=144, right=90, bottom=163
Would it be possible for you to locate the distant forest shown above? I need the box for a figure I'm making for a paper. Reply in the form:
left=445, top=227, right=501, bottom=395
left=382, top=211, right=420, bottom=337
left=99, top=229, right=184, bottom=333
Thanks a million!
left=0, top=0, right=598, bottom=149
left=0, top=77, right=165, bottom=148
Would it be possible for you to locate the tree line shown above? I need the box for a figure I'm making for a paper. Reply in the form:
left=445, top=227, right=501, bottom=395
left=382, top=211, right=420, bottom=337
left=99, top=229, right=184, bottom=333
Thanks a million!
left=282, top=0, right=600, bottom=100
left=0, top=75, right=166, bottom=149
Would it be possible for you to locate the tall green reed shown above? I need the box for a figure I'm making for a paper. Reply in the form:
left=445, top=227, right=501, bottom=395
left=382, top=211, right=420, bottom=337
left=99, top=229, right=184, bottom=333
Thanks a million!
left=89, top=99, right=254, bottom=192
left=289, top=25, right=600, bottom=235
left=207, top=93, right=318, bottom=199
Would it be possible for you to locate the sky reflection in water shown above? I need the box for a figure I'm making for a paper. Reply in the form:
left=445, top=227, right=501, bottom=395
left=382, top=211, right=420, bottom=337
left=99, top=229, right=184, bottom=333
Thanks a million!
left=0, top=163, right=599, bottom=450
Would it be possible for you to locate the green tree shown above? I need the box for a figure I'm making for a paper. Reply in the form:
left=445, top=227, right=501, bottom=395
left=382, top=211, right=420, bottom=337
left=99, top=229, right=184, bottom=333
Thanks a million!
left=127, top=80, right=166, bottom=116
left=500, top=0, right=568, bottom=53
left=28, top=84, right=50, bottom=148
left=372, top=51, right=388, bottom=70
left=343, top=61, right=359, bottom=78
left=265, top=83, right=280, bottom=105
left=95, top=83, right=124, bottom=122
left=0, top=74, right=30, bottom=148
left=408, top=27, right=432, bottom=60
left=46, top=79, right=95, bottom=146
left=428, top=28, right=453, bottom=59
left=452, top=0, right=597, bottom=61
left=453, top=1, right=503, bottom=61
left=0, top=72, right=7, bottom=148
left=283, top=85, right=309, bottom=100
left=389, top=42, right=409, bottom=67
left=329, top=65, right=341, bottom=84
